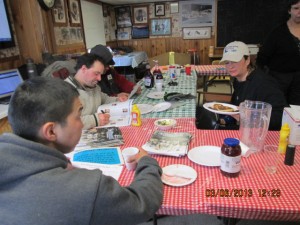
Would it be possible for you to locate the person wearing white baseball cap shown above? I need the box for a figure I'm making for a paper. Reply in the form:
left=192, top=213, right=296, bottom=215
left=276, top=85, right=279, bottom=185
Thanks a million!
left=219, top=41, right=288, bottom=130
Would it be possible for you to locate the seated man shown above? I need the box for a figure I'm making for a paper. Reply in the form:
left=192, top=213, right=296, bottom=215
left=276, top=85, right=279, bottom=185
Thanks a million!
left=220, top=41, right=287, bottom=130
left=65, top=53, right=128, bottom=129
left=0, top=77, right=163, bottom=225
left=90, top=44, right=142, bottom=97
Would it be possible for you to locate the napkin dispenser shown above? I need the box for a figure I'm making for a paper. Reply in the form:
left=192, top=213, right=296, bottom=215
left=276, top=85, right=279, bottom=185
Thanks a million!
left=282, top=106, right=300, bottom=145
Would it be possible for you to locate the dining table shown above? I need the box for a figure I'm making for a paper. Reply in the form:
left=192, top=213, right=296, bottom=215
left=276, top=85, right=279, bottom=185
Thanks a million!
left=132, top=67, right=197, bottom=119
left=195, top=65, right=231, bottom=92
left=118, top=118, right=300, bottom=222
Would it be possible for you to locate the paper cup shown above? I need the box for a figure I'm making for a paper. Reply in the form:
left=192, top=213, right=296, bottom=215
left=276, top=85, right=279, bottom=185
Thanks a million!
left=185, top=66, right=191, bottom=75
left=122, top=147, right=139, bottom=170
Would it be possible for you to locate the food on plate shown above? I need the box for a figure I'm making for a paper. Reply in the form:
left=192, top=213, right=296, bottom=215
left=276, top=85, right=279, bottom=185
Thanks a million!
left=161, top=173, right=192, bottom=185
left=157, top=120, right=171, bottom=126
left=211, top=103, right=235, bottom=112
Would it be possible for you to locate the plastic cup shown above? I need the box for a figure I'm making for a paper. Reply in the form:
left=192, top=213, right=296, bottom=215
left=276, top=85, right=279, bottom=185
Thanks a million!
left=156, top=82, right=163, bottom=92
left=185, top=65, right=191, bottom=75
left=122, top=147, right=139, bottom=170
left=264, top=145, right=280, bottom=174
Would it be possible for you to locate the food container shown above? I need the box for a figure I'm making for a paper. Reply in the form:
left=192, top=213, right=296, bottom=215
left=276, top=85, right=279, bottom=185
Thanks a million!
left=154, top=119, right=177, bottom=130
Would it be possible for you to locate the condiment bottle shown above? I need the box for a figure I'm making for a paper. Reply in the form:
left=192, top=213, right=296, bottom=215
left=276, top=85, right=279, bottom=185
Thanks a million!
left=284, top=144, right=295, bottom=166
left=143, top=65, right=154, bottom=88
left=220, top=138, right=241, bottom=178
left=131, top=104, right=142, bottom=127
left=153, top=60, right=163, bottom=87
left=26, top=58, right=38, bottom=78
left=278, top=123, right=290, bottom=155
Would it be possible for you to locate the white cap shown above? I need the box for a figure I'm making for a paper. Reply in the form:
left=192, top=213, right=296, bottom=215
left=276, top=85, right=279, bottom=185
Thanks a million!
left=220, top=41, right=250, bottom=63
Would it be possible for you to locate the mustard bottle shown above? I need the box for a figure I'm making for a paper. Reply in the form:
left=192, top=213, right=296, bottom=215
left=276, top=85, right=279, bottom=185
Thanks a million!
left=278, top=123, right=290, bottom=155
left=131, top=104, right=142, bottom=126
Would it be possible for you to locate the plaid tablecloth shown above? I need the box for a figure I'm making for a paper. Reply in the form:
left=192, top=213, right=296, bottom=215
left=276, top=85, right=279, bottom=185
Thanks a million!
left=132, top=72, right=197, bottom=118
left=195, top=65, right=230, bottom=76
left=118, top=118, right=300, bottom=221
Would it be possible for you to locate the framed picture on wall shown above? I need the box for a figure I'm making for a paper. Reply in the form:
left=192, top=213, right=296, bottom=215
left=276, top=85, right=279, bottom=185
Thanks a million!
left=170, top=2, right=179, bottom=14
left=183, top=27, right=211, bottom=39
left=133, top=5, right=149, bottom=26
left=117, top=27, right=131, bottom=40
left=180, top=0, right=215, bottom=27
left=67, top=0, right=82, bottom=26
left=52, top=0, right=67, bottom=26
left=150, top=18, right=172, bottom=36
left=115, top=6, right=132, bottom=28
left=155, top=3, right=165, bottom=17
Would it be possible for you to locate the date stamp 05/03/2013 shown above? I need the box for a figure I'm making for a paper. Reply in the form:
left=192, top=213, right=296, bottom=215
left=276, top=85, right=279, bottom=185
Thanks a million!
left=205, top=189, right=281, bottom=198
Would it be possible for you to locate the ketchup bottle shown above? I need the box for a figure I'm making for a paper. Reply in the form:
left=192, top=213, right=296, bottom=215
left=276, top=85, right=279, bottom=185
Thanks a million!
left=220, top=138, right=241, bottom=178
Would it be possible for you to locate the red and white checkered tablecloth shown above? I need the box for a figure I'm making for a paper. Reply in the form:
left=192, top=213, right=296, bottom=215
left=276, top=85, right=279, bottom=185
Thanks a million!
left=195, top=65, right=230, bottom=76
left=118, top=118, right=300, bottom=221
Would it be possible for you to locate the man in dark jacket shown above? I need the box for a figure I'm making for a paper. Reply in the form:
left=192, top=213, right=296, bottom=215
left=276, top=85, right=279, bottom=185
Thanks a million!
left=90, top=44, right=141, bottom=97
left=0, top=77, right=163, bottom=225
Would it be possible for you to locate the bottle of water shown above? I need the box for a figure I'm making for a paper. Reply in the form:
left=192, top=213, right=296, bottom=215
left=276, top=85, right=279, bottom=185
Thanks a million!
left=26, top=58, right=38, bottom=78
left=144, top=65, right=154, bottom=88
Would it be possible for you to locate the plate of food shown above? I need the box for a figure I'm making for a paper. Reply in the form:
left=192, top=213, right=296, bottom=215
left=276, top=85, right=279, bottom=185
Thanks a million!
left=161, top=164, right=197, bottom=187
left=136, top=104, right=153, bottom=114
left=188, top=146, right=221, bottom=167
left=154, top=119, right=177, bottom=130
left=147, top=92, right=165, bottom=99
left=203, top=102, right=239, bottom=115
left=152, top=102, right=171, bottom=112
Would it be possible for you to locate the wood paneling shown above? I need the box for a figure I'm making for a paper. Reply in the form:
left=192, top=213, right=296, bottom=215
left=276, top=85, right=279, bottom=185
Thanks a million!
left=108, top=36, right=223, bottom=65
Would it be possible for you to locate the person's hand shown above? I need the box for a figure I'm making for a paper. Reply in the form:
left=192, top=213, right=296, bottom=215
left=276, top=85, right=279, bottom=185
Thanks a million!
left=231, top=113, right=240, bottom=121
left=134, top=147, right=149, bottom=162
left=117, top=92, right=129, bottom=102
left=98, top=113, right=110, bottom=126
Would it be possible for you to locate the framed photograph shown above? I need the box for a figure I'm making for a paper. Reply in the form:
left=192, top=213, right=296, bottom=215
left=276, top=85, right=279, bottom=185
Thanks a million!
left=67, top=0, right=82, bottom=26
left=133, top=5, right=149, bottom=26
left=150, top=18, right=172, bottom=36
left=117, top=27, right=131, bottom=40
left=170, top=2, right=179, bottom=14
left=183, top=27, right=211, bottom=39
left=52, top=0, right=67, bottom=26
left=155, top=3, right=165, bottom=17
left=115, top=6, right=132, bottom=28
left=180, top=0, right=215, bottom=27
left=132, top=26, right=149, bottom=39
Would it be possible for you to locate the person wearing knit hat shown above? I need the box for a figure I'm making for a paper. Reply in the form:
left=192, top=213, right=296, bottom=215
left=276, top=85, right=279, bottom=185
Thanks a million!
left=216, top=41, right=287, bottom=130
left=90, top=45, right=141, bottom=97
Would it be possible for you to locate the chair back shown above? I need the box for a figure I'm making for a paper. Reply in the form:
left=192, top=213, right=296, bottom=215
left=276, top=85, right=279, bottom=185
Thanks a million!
left=197, top=91, right=232, bottom=106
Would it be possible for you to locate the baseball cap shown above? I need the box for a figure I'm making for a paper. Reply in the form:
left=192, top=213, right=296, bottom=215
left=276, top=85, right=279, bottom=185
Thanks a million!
left=90, top=44, right=115, bottom=65
left=220, top=41, right=250, bottom=63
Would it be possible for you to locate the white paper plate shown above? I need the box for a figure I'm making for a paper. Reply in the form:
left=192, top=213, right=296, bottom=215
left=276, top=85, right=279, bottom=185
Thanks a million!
left=203, top=102, right=239, bottom=115
left=153, top=102, right=171, bottom=112
left=147, top=92, right=165, bottom=99
left=188, top=146, right=221, bottom=167
left=161, top=164, right=197, bottom=187
left=136, top=104, right=153, bottom=114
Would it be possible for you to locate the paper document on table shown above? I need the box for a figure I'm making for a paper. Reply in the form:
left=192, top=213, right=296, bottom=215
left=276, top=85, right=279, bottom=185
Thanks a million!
left=97, top=99, right=133, bottom=127
left=72, top=162, right=123, bottom=181
left=128, top=80, right=143, bottom=99
left=65, top=147, right=124, bottom=180
left=142, top=131, right=192, bottom=157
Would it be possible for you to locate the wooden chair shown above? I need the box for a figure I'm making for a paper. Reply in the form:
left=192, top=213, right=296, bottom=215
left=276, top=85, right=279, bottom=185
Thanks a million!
left=207, top=60, right=233, bottom=94
left=197, top=90, right=232, bottom=106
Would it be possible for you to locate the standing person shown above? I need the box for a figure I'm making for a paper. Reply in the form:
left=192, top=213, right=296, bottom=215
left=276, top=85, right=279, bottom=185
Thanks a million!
left=65, top=53, right=128, bottom=129
left=220, top=41, right=287, bottom=130
left=0, top=77, right=163, bottom=225
left=90, top=44, right=142, bottom=97
left=256, top=0, right=300, bottom=105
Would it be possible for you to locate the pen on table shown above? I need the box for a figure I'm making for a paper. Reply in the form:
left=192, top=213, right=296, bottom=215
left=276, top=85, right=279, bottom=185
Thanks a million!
left=101, top=110, right=105, bottom=114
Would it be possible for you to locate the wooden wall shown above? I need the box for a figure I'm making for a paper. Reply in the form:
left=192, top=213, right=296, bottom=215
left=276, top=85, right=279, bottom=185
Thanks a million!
left=107, top=37, right=223, bottom=65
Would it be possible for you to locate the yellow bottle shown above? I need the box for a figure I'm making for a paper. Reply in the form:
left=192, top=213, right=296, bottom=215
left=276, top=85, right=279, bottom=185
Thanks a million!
left=131, top=104, right=142, bottom=127
left=278, top=123, right=290, bottom=155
